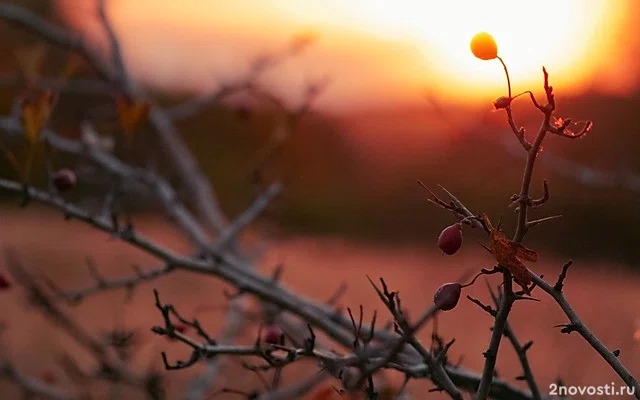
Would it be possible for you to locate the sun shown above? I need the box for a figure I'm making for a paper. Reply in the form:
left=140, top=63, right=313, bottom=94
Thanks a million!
left=58, top=0, right=632, bottom=109
left=303, top=0, right=622, bottom=100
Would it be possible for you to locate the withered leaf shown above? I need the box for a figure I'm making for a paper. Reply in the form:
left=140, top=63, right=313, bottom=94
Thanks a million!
left=482, top=214, right=538, bottom=294
left=21, top=91, right=56, bottom=143
left=116, top=94, right=149, bottom=136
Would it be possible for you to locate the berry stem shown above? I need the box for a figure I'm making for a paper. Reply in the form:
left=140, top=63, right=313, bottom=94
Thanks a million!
left=497, top=56, right=512, bottom=99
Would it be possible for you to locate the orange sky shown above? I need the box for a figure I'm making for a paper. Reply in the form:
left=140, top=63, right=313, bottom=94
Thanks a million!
left=56, top=0, right=640, bottom=113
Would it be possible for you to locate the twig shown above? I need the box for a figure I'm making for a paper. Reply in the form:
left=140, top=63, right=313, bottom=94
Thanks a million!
left=529, top=271, right=640, bottom=395
left=487, top=284, right=541, bottom=400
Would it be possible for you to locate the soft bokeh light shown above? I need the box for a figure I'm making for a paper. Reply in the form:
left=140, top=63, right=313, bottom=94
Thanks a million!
left=56, top=0, right=638, bottom=111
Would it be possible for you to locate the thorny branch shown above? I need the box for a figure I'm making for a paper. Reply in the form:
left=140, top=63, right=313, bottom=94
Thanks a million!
left=0, top=2, right=634, bottom=400
left=422, top=68, right=635, bottom=399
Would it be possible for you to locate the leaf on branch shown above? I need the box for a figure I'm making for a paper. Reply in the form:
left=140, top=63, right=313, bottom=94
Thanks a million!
left=20, top=91, right=56, bottom=143
left=116, top=94, right=150, bottom=136
left=14, top=44, right=47, bottom=85
left=483, top=214, right=537, bottom=294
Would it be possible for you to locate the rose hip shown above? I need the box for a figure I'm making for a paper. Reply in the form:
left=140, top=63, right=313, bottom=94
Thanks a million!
left=438, top=223, right=463, bottom=255
left=433, top=283, right=462, bottom=311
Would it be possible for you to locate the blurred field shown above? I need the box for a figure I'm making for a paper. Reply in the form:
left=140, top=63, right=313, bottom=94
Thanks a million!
left=0, top=208, right=638, bottom=399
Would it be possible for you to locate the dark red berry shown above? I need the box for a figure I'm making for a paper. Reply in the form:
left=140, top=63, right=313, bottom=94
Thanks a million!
left=0, top=273, right=11, bottom=290
left=433, top=283, right=462, bottom=311
left=52, top=169, right=77, bottom=191
left=438, top=223, right=463, bottom=255
left=263, top=324, right=283, bottom=345
left=41, top=371, right=57, bottom=385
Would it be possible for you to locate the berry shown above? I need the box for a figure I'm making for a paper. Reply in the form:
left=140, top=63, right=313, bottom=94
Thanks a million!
left=263, top=324, right=284, bottom=345
left=52, top=169, right=77, bottom=191
left=433, top=283, right=462, bottom=311
left=438, top=223, right=463, bottom=255
left=470, top=32, right=498, bottom=60
left=0, top=273, right=10, bottom=290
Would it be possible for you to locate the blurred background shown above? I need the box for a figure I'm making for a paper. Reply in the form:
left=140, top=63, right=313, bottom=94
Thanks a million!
left=1, top=0, right=640, bottom=398
left=1, top=0, right=639, bottom=262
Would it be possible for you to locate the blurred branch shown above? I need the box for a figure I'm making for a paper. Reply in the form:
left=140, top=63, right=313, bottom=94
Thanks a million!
left=0, top=74, right=114, bottom=96
left=165, top=37, right=322, bottom=121
left=3, top=249, right=160, bottom=398
left=0, top=3, right=116, bottom=81
left=0, top=362, right=75, bottom=400
left=0, top=175, right=534, bottom=399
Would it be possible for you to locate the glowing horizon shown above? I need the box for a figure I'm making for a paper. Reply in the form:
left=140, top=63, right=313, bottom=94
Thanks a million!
left=56, top=0, right=638, bottom=112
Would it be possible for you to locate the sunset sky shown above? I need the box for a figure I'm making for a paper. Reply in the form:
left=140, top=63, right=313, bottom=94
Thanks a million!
left=56, top=0, right=640, bottom=113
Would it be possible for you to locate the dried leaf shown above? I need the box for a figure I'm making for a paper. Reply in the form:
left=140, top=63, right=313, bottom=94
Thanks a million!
left=483, top=214, right=537, bottom=294
left=15, top=44, right=47, bottom=85
left=115, top=95, right=149, bottom=136
left=516, top=244, right=538, bottom=262
left=20, top=91, right=56, bottom=143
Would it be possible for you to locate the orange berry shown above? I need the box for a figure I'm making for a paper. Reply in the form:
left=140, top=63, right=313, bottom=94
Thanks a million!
left=470, top=32, right=498, bottom=60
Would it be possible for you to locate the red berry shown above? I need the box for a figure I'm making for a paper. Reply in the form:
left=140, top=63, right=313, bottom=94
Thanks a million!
left=438, top=223, right=463, bottom=255
left=41, top=371, right=57, bottom=385
left=0, top=273, right=11, bottom=290
left=493, top=96, right=512, bottom=110
left=52, top=169, right=77, bottom=191
left=433, top=283, right=462, bottom=311
left=263, top=324, right=283, bottom=345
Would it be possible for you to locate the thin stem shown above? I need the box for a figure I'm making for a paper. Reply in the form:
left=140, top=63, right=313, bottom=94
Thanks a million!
left=497, top=56, right=512, bottom=99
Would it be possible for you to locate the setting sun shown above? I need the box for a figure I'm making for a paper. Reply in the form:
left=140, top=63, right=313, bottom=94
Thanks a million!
left=276, top=0, right=626, bottom=99
left=57, top=0, right=637, bottom=110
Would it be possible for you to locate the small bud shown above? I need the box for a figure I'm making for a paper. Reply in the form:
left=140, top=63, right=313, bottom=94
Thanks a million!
left=433, top=283, right=462, bottom=311
left=167, top=323, right=188, bottom=341
left=493, top=96, right=512, bottom=110
left=263, top=324, right=284, bottom=345
left=470, top=32, right=498, bottom=60
left=52, top=169, right=77, bottom=191
left=438, top=223, right=463, bottom=255
left=0, top=272, right=11, bottom=290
